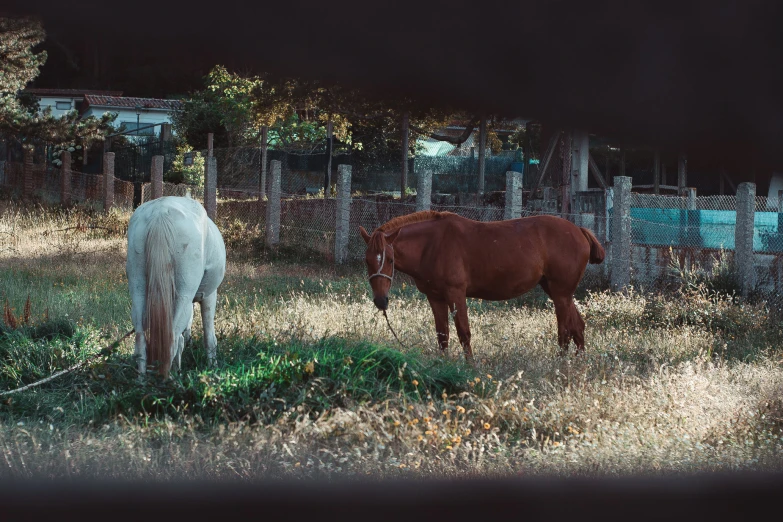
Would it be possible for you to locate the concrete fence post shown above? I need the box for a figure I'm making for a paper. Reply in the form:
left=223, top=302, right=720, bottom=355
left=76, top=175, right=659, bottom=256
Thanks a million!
left=504, top=170, right=523, bottom=220
left=611, top=176, right=632, bottom=292
left=151, top=155, right=164, bottom=200
left=23, top=146, right=34, bottom=200
left=542, top=186, right=557, bottom=215
left=335, top=164, right=352, bottom=264
left=265, top=160, right=281, bottom=246
left=415, top=169, right=433, bottom=212
left=778, top=189, right=783, bottom=248
left=735, top=182, right=756, bottom=297
left=102, top=152, right=115, bottom=211
left=60, top=151, right=72, bottom=206
left=204, top=156, right=217, bottom=221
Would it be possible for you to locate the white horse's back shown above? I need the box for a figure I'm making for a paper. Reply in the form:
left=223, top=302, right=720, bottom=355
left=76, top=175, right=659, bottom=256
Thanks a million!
left=126, top=196, right=226, bottom=377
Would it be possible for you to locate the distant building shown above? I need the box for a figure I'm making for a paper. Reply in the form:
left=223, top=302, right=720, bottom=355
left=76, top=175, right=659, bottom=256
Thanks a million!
left=80, top=95, right=183, bottom=136
left=23, top=89, right=184, bottom=137
left=23, top=88, right=124, bottom=119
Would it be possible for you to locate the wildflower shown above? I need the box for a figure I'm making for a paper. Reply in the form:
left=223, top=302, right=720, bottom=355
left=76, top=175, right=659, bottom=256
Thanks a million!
left=442, top=410, right=449, bottom=416
left=411, top=419, right=419, bottom=425
left=417, top=435, right=423, bottom=441
left=408, top=405, right=414, bottom=410
left=304, top=361, right=315, bottom=374
left=295, top=462, right=301, bottom=467
left=446, top=445, right=453, bottom=450
left=423, top=417, right=431, bottom=423
left=412, top=380, right=419, bottom=386
left=442, top=392, right=448, bottom=399
left=425, top=430, right=433, bottom=436
left=487, top=374, right=492, bottom=380
left=483, top=423, right=491, bottom=430
left=474, top=377, right=481, bottom=383
left=456, top=406, right=465, bottom=414
left=393, top=420, right=400, bottom=427
left=464, top=429, right=471, bottom=436
left=399, top=464, right=406, bottom=468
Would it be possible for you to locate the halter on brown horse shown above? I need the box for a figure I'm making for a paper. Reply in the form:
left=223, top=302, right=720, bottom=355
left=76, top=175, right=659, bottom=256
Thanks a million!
left=359, top=211, right=605, bottom=362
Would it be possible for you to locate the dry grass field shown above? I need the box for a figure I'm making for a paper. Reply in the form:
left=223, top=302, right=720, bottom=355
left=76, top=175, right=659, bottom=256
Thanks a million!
left=0, top=199, right=782, bottom=480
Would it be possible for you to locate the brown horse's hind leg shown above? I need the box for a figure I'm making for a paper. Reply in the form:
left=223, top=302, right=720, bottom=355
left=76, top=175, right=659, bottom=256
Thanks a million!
left=569, top=301, right=586, bottom=353
left=552, top=297, right=574, bottom=356
left=426, top=295, right=450, bottom=354
left=540, top=279, right=571, bottom=355
left=541, top=277, right=586, bottom=356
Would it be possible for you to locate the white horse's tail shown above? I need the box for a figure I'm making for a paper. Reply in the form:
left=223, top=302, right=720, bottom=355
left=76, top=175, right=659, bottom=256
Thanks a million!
left=145, top=211, right=176, bottom=377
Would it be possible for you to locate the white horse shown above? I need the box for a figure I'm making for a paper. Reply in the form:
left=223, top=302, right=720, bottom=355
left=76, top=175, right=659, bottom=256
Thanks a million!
left=126, top=195, right=226, bottom=378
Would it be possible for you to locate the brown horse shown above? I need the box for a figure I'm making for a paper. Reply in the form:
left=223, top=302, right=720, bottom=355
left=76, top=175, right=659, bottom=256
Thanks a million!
left=359, top=211, right=605, bottom=362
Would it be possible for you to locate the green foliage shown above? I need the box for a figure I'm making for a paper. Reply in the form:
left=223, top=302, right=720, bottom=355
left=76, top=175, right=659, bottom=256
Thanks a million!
left=0, top=16, right=116, bottom=147
left=0, top=323, right=475, bottom=425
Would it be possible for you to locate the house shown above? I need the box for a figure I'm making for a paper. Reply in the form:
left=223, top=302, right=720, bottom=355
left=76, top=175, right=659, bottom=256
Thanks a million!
left=23, top=88, right=125, bottom=118
left=80, top=95, right=184, bottom=136
left=23, top=89, right=184, bottom=137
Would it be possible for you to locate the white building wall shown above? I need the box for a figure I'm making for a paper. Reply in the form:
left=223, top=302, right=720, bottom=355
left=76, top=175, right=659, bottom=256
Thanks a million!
left=82, top=108, right=176, bottom=135
left=36, top=96, right=80, bottom=118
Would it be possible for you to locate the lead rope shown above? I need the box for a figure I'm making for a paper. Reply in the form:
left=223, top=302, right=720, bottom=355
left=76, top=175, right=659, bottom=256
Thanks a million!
left=0, top=329, right=134, bottom=397
left=381, top=309, right=407, bottom=350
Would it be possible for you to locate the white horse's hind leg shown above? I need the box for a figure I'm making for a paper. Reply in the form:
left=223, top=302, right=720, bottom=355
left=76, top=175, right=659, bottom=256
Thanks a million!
left=128, top=274, right=148, bottom=379
left=183, top=304, right=194, bottom=346
left=200, top=291, right=218, bottom=368
left=169, top=296, right=197, bottom=375
left=171, top=333, right=185, bottom=373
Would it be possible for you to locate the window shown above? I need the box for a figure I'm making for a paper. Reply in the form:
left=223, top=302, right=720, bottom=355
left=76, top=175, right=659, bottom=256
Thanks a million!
left=120, top=122, right=155, bottom=135
left=55, top=101, right=71, bottom=110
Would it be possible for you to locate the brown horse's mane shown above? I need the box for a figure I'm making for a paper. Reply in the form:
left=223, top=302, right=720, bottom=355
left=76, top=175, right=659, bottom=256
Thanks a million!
left=376, top=210, right=453, bottom=233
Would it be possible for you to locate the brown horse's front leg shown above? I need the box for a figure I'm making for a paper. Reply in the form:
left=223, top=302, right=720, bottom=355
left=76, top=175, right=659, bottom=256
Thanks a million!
left=426, top=295, right=450, bottom=353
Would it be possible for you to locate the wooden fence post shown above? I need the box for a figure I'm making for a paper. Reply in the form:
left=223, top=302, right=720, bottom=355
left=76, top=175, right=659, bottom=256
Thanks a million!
left=103, top=152, right=115, bottom=211
left=23, top=146, right=34, bottom=200
left=61, top=151, right=72, bottom=206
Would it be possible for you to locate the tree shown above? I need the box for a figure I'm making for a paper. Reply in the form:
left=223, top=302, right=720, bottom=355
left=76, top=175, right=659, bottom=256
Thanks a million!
left=0, top=16, right=116, bottom=151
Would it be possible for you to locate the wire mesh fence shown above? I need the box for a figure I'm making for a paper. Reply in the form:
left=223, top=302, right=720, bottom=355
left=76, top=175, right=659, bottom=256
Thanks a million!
left=3, top=144, right=782, bottom=322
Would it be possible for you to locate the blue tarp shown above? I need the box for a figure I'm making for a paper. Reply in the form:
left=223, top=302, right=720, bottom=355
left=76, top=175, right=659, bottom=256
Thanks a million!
left=614, top=208, right=783, bottom=252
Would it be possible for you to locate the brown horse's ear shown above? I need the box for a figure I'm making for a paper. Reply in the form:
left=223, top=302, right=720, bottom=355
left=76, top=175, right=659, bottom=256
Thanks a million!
left=359, top=226, right=371, bottom=244
left=384, top=228, right=401, bottom=244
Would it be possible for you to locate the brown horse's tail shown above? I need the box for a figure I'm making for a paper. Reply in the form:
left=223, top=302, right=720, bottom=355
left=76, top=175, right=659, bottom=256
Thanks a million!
left=580, top=227, right=606, bottom=264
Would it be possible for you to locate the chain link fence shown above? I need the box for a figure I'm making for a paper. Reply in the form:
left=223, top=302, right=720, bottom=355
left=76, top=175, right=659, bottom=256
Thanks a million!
left=3, top=141, right=781, bottom=321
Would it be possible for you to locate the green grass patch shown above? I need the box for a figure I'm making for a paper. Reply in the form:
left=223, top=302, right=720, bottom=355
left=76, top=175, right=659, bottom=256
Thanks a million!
left=0, top=323, right=478, bottom=427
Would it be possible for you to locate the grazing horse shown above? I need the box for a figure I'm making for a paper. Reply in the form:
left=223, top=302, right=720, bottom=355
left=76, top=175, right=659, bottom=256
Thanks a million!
left=359, top=211, right=605, bottom=362
left=126, top=196, right=226, bottom=378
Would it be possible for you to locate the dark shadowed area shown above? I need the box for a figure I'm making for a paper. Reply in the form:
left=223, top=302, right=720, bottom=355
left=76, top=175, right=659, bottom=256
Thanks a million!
left=3, top=0, right=783, bottom=171
left=0, top=473, right=780, bottom=521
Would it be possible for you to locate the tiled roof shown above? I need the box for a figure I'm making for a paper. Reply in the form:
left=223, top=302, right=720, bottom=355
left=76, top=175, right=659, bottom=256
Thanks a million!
left=82, top=95, right=184, bottom=112
left=24, top=88, right=124, bottom=97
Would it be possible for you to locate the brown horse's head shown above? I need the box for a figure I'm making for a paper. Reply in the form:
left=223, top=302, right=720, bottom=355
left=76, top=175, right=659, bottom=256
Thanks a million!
left=359, top=226, right=400, bottom=311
